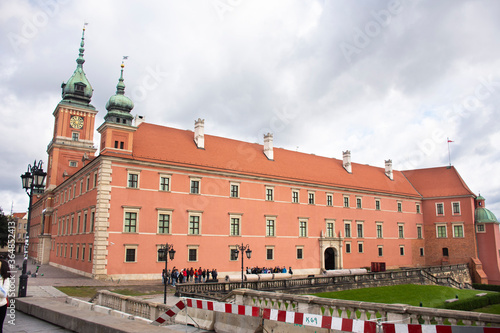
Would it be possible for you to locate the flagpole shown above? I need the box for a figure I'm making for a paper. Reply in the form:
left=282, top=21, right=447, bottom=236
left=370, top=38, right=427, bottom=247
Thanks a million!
left=447, top=138, right=451, bottom=167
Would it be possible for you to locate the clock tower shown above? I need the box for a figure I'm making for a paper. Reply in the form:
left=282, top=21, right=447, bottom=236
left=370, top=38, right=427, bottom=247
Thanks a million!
left=46, top=26, right=98, bottom=190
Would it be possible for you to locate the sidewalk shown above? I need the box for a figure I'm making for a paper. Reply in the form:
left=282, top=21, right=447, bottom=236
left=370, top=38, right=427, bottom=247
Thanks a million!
left=7, top=254, right=204, bottom=332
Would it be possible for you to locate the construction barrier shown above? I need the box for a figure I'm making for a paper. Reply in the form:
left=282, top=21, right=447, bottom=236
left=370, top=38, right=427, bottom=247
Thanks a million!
left=153, top=298, right=500, bottom=333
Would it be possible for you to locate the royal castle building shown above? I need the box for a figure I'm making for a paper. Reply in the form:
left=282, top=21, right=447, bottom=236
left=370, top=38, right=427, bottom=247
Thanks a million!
left=27, top=29, right=500, bottom=284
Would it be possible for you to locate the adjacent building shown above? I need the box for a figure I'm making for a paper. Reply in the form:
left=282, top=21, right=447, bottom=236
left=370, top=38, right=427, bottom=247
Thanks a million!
left=27, top=29, right=499, bottom=283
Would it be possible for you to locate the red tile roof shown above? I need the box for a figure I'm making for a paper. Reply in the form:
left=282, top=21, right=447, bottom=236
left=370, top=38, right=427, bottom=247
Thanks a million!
left=104, top=123, right=425, bottom=197
left=13, top=212, right=26, bottom=219
left=402, top=166, right=475, bottom=198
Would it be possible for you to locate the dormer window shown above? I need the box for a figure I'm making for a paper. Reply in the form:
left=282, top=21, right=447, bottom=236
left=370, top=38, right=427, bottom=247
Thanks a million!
left=74, top=83, right=85, bottom=95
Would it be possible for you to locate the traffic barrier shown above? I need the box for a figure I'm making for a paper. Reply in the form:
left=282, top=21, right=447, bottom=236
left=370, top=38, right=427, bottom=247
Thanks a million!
left=153, top=298, right=500, bottom=332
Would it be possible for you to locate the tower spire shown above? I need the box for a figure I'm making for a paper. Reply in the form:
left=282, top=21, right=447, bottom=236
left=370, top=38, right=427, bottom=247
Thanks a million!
left=61, top=23, right=94, bottom=105
left=104, top=57, right=134, bottom=126
left=76, top=23, right=88, bottom=68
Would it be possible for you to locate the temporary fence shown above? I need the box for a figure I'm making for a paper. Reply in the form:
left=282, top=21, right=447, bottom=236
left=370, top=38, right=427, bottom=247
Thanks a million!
left=152, top=297, right=500, bottom=333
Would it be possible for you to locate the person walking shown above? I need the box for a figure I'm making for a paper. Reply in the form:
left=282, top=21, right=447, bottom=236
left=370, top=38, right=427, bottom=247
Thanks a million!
left=0, top=260, right=11, bottom=333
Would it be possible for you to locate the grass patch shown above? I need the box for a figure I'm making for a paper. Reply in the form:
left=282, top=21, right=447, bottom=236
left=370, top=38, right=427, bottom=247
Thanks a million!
left=313, top=284, right=491, bottom=308
left=473, top=303, right=500, bottom=315
left=56, top=286, right=164, bottom=298
left=56, top=286, right=98, bottom=298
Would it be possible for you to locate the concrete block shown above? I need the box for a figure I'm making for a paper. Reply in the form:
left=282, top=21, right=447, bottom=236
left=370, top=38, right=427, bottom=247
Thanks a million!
left=214, top=311, right=261, bottom=333
left=69, top=297, right=94, bottom=311
left=176, top=307, right=214, bottom=330
left=133, top=316, right=153, bottom=324
left=110, top=309, right=134, bottom=319
left=476, top=293, right=487, bottom=297
left=445, top=298, right=459, bottom=303
left=93, top=305, right=111, bottom=314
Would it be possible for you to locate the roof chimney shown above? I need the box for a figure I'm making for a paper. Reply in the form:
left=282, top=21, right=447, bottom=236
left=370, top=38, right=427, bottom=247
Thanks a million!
left=385, top=159, right=393, bottom=180
left=194, top=118, right=205, bottom=149
left=343, top=150, right=352, bottom=173
left=134, top=115, right=145, bottom=126
left=264, top=133, right=274, bottom=160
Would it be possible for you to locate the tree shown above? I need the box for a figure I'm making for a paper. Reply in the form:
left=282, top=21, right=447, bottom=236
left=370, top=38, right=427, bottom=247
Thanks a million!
left=0, top=208, right=8, bottom=247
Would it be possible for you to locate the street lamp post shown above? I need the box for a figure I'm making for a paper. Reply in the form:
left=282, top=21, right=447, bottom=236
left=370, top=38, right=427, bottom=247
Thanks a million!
left=232, top=243, right=252, bottom=288
left=19, top=160, right=46, bottom=297
left=158, top=243, right=175, bottom=304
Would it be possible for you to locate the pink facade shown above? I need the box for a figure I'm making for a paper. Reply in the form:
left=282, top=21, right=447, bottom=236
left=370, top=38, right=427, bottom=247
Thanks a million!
left=26, top=32, right=500, bottom=283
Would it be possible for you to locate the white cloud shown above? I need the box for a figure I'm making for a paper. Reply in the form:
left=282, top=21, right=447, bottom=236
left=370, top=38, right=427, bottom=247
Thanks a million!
left=1, top=0, right=500, bottom=217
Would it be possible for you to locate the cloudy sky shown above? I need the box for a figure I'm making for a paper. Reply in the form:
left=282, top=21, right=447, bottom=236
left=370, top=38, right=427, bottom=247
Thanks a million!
left=1, top=0, right=500, bottom=216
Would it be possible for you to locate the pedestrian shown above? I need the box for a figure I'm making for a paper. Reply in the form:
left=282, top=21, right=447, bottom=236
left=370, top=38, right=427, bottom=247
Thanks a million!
left=202, top=268, right=206, bottom=283
left=0, top=259, right=12, bottom=333
left=289, top=267, right=293, bottom=275
left=212, top=268, right=218, bottom=282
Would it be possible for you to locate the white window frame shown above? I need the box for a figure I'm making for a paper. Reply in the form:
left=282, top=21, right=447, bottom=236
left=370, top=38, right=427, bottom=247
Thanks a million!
left=344, top=220, right=352, bottom=238
left=266, top=186, right=274, bottom=201
left=127, top=170, right=140, bottom=189
left=123, top=206, right=141, bottom=233
left=229, top=245, right=238, bottom=261
left=124, top=244, right=138, bottom=263
left=377, top=245, right=383, bottom=257
left=229, top=213, right=242, bottom=236
left=436, top=223, right=447, bottom=238
left=376, top=222, right=383, bottom=239
left=345, top=241, right=351, bottom=254
left=452, top=223, right=464, bottom=238
left=398, top=223, right=405, bottom=239
left=159, top=174, right=171, bottom=192
left=230, top=182, right=240, bottom=198
left=188, top=211, right=202, bottom=235
left=292, top=189, right=300, bottom=203
left=308, top=191, right=315, bottom=205
left=435, top=202, right=444, bottom=216
left=452, top=202, right=461, bottom=215
left=265, top=216, right=276, bottom=237
left=399, top=245, right=405, bottom=256
left=477, top=224, right=485, bottom=233
left=356, top=197, right=362, bottom=209
left=356, top=221, right=364, bottom=238
left=326, top=193, right=333, bottom=206
left=375, top=199, right=381, bottom=210
left=187, top=245, right=199, bottom=262
left=296, top=246, right=304, bottom=260
left=417, top=225, right=423, bottom=239
left=358, top=241, right=364, bottom=253
left=266, top=246, right=274, bottom=260
left=190, top=177, right=201, bottom=194
left=157, top=209, right=173, bottom=234
left=343, top=195, right=350, bottom=208
left=326, top=219, right=335, bottom=238
left=299, top=218, right=308, bottom=237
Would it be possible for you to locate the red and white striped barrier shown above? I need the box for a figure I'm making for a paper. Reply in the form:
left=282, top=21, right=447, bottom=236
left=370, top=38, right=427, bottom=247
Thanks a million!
left=183, top=298, right=376, bottom=332
left=151, top=300, right=186, bottom=326
left=382, top=323, right=500, bottom=333
left=153, top=298, right=500, bottom=333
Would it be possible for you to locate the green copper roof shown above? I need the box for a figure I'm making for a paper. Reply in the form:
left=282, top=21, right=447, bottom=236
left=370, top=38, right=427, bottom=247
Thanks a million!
left=475, top=207, right=498, bottom=223
left=61, top=27, right=94, bottom=105
left=104, top=62, right=134, bottom=126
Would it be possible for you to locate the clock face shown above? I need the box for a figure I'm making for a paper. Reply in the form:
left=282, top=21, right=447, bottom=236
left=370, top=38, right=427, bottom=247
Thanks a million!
left=70, top=116, right=84, bottom=129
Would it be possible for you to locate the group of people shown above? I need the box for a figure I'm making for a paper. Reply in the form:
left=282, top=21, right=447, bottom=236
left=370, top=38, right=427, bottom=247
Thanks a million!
left=246, top=266, right=293, bottom=274
left=163, top=267, right=218, bottom=286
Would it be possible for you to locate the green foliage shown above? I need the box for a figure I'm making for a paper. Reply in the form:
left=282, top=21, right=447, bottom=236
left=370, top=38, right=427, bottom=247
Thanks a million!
left=444, top=293, right=500, bottom=311
left=0, top=208, right=9, bottom=248
left=473, top=283, right=500, bottom=292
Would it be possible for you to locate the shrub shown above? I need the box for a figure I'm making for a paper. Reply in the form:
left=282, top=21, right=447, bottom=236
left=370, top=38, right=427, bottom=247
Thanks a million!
left=473, top=284, right=500, bottom=292
left=444, top=293, right=500, bottom=311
